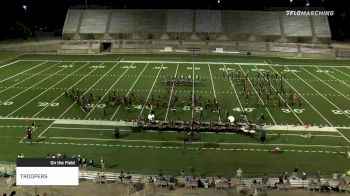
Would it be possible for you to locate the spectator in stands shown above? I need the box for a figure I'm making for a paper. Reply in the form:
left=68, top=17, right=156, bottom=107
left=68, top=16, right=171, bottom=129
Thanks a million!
left=278, top=174, right=284, bottom=184
left=119, top=171, right=125, bottom=182
left=197, top=178, right=203, bottom=188
left=168, top=176, right=175, bottom=190
left=210, top=178, right=215, bottom=188
left=82, top=156, right=87, bottom=168
left=262, top=174, right=269, bottom=191
left=180, top=168, right=185, bottom=177
left=301, top=172, right=307, bottom=180
left=283, top=171, right=289, bottom=180
left=292, top=166, right=299, bottom=179
left=100, top=158, right=105, bottom=169
left=347, top=148, right=350, bottom=159
left=77, top=155, right=81, bottom=166
left=204, top=180, right=209, bottom=188
left=88, top=159, right=94, bottom=168
left=316, top=171, right=322, bottom=182
left=236, top=168, right=243, bottom=183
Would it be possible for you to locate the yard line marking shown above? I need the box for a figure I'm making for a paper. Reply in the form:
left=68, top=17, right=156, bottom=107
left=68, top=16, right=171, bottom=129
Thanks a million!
left=237, top=64, right=277, bottom=124
left=0, top=60, right=20, bottom=69
left=6, top=62, right=87, bottom=117
left=331, top=67, right=350, bottom=79
left=139, top=63, right=165, bottom=117
left=314, top=66, right=350, bottom=91
left=50, top=127, right=119, bottom=131
left=300, top=66, right=350, bottom=103
left=60, top=61, right=124, bottom=119
left=0, top=62, right=60, bottom=94
left=164, top=63, right=179, bottom=121
left=265, top=61, right=333, bottom=127
left=33, top=62, right=103, bottom=118
left=192, top=62, right=196, bottom=120
left=3, top=63, right=73, bottom=115
left=28, top=140, right=345, bottom=154
left=269, top=61, right=350, bottom=143
left=16, top=59, right=350, bottom=68
left=208, top=64, right=221, bottom=122
left=0, top=61, right=48, bottom=84
left=223, top=64, right=249, bottom=123
left=37, top=121, right=55, bottom=139
left=251, top=64, right=303, bottom=125
left=109, top=63, right=150, bottom=120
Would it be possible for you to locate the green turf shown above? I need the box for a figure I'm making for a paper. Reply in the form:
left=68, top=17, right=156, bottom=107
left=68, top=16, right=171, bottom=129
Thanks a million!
left=1, top=53, right=350, bottom=177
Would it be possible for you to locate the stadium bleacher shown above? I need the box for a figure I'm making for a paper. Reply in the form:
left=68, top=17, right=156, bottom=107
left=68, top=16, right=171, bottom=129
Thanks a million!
left=252, top=12, right=281, bottom=36
left=222, top=11, right=252, bottom=35
left=195, top=10, right=222, bottom=33
left=108, top=10, right=136, bottom=33
left=79, top=10, right=109, bottom=34
left=312, top=16, right=331, bottom=38
left=62, top=10, right=83, bottom=34
left=166, top=10, right=193, bottom=33
left=135, top=10, right=166, bottom=33
left=282, top=15, right=312, bottom=37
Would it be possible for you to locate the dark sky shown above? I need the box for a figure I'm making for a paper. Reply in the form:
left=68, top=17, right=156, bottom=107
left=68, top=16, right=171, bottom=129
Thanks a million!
left=0, top=0, right=349, bottom=40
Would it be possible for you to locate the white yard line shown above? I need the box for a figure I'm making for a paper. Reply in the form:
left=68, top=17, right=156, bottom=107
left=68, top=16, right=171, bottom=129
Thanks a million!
left=50, top=127, right=115, bottom=131
left=330, top=67, right=350, bottom=78
left=270, top=61, right=350, bottom=144
left=81, top=61, right=131, bottom=119
left=6, top=62, right=88, bottom=117
left=207, top=64, right=221, bottom=122
left=16, top=59, right=350, bottom=68
left=300, top=66, right=350, bottom=102
left=139, top=63, right=164, bottom=117
left=192, top=62, right=195, bottom=120
left=59, top=61, right=125, bottom=119
left=0, top=62, right=60, bottom=94
left=0, top=61, right=48, bottom=83
left=251, top=64, right=303, bottom=125
left=32, top=63, right=103, bottom=118
left=109, top=63, right=150, bottom=120
left=37, top=122, right=55, bottom=138
left=164, top=63, right=179, bottom=121
left=223, top=64, right=249, bottom=123
left=0, top=60, right=19, bottom=69
left=313, top=66, right=350, bottom=90
left=1, top=63, right=72, bottom=112
left=265, top=61, right=333, bottom=127
left=33, top=135, right=346, bottom=148
left=237, top=64, right=277, bottom=124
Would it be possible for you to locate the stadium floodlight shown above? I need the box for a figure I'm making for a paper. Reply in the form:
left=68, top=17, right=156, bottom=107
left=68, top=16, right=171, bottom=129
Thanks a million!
left=22, top=5, right=27, bottom=11
left=217, top=0, right=220, bottom=4
left=290, top=0, right=293, bottom=3
left=306, top=2, right=310, bottom=6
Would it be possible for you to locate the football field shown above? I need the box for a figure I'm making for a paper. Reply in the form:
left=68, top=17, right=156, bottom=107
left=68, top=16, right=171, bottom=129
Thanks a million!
left=0, top=53, right=350, bottom=176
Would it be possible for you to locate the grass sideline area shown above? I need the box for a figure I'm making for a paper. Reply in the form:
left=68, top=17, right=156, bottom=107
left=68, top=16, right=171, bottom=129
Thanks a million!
left=0, top=53, right=350, bottom=177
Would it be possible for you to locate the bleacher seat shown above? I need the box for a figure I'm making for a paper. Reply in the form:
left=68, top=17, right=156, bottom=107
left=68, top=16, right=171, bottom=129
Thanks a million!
left=109, top=10, right=136, bottom=33
left=63, top=10, right=82, bottom=34
left=80, top=10, right=109, bottom=34
left=239, top=42, right=266, bottom=51
left=135, top=10, right=166, bottom=33
left=195, top=10, right=222, bottom=33
left=282, top=15, right=312, bottom=37
left=166, top=10, right=193, bottom=33
left=312, top=16, right=331, bottom=38
left=252, top=12, right=281, bottom=36
left=222, top=11, right=252, bottom=35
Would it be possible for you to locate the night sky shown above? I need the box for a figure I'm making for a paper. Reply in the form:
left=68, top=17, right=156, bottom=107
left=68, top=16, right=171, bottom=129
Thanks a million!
left=0, top=0, right=349, bottom=40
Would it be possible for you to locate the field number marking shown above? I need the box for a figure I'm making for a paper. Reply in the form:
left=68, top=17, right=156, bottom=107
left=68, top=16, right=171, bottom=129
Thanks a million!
left=282, top=108, right=305, bottom=113
left=38, top=102, right=59, bottom=107
left=332, top=110, right=350, bottom=115
left=0, top=101, right=13, bottom=106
